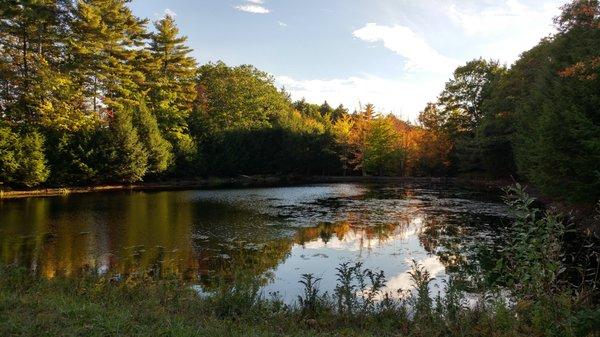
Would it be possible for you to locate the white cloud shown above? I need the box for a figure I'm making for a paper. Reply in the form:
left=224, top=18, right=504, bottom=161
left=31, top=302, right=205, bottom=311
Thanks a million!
left=246, top=0, right=264, bottom=3
left=382, top=256, right=446, bottom=295
left=235, top=4, right=270, bottom=14
left=164, top=8, right=177, bottom=18
left=278, top=21, right=288, bottom=27
left=353, top=23, right=459, bottom=73
left=446, top=0, right=563, bottom=63
left=276, top=74, right=444, bottom=121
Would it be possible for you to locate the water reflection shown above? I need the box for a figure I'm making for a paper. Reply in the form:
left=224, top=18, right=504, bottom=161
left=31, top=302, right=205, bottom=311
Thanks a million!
left=0, top=183, right=508, bottom=299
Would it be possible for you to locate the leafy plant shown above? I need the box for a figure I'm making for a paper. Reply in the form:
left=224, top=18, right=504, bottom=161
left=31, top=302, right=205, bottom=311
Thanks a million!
left=496, top=184, right=566, bottom=299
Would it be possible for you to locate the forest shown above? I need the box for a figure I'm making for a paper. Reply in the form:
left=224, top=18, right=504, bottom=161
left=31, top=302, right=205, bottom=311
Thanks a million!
left=0, top=0, right=599, bottom=205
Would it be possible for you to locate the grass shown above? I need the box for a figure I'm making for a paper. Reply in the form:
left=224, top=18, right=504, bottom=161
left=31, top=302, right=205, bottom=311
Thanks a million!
left=0, top=263, right=597, bottom=337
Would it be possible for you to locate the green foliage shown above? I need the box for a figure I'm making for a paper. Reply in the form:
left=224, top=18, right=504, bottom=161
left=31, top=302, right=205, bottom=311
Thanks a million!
left=132, top=100, right=173, bottom=174
left=511, top=8, right=600, bottom=201
left=297, top=274, right=327, bottom=318
left=1, top=254, right=596, bottom=337
left=69, top=0, right=148, bottom=113
left=0, top=0, right=597, bottom=201
left=16, top=131, right=50, bottom=187
left=193, top=62, right=292, bottom=138
left=0, top=126, right=20, bottom=184
left=496, top=184, right=566, bottom=299
left=104, top=112, right=148, bottom=183
left=146, top=14, right=197, bottom=142
left=438, top=59, right=508, bottom=135
left=45, top=129, right=103, bottom=184
left=363, top=116, right=404, bottom=176
left=408, top=259, right=433, bottom=320
left=0, top=126, right=48, bottom=187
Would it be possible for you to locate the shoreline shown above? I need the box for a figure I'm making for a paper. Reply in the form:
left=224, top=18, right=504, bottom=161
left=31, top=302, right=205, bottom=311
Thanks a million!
left=0, top=175, right=511, bottom=200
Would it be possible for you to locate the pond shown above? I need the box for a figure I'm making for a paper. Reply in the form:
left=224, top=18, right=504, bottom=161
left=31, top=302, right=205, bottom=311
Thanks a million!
left=0, top=182, right=510, bottom=302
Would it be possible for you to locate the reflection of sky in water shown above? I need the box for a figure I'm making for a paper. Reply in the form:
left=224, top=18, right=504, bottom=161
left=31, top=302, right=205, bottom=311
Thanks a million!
left=262, top=216, right=449, bottom=302
left=0, top=182, right=508, bottom=300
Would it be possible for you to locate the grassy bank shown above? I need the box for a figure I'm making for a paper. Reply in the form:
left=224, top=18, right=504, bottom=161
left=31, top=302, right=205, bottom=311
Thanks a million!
left=0, top=264, right=597, bottom=337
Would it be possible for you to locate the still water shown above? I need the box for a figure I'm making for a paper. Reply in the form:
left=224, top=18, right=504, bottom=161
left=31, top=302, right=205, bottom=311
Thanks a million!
left=0, top=182, right=509, bottom=301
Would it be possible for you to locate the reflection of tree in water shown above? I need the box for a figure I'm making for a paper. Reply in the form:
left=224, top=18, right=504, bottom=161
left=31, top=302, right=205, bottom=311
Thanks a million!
left=0, top=191, right=415, bottom=285
left=417, top=213, right=505, bottom=290
left=0, top=185, right=508, bottom=291
left=194, top=220, right=407, bottom=290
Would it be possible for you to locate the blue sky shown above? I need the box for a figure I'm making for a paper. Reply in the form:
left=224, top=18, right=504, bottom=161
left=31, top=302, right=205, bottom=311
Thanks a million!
left=130, top=0, right=567, bottom=121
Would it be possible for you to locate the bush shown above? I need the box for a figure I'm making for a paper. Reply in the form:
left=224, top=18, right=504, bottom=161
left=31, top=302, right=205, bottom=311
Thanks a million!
left=0, top=126, right=49, bottom=187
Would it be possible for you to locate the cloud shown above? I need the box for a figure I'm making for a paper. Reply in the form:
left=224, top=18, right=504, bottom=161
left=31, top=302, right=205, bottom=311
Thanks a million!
left=276, top=74, right=444, bottom=121
left=381, top=256, right=446, bottom=296
left=163, top=8, right=177, bottom=18
left=235, top=4, right=270, bottom=14
left=246, top=0, right=264, bottom=3
left=352, top=23, right=459, bottom=73
left=278, top=21, right=288, bottom=27
left=446, top=0, right=563, bottom=63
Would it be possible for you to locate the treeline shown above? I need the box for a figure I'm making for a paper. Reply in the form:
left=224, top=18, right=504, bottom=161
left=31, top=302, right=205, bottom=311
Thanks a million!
left=0, top=0, right=450, bottom=187
left=0, top=1, right=599, bottom=204
left=417, top=0, right=600, bottom=203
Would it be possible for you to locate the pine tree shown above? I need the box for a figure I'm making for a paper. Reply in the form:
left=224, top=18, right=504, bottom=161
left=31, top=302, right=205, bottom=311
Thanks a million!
left=105, top=112, right=148, bottom=183
left=133, top=99, right=173, bottom=174
left=69, top=0, right=148, bottom=114
left=147, top=14, right=197, bottom=135
left=17, top=130, right=49, bottom=187
left=0, top=0, right=74, bottom=124
left=0, top=126, right=20, bottom=184
left=0, top=125, right=49, bottom=187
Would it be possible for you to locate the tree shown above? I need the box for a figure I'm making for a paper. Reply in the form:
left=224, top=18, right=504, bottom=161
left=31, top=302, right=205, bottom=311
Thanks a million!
left=17, top=130, right=49, bottom=186
left=331, top=104, right=349, bottom=122
left=363, top=116, right=403, bottom=176
left=438, top=59, right=507, bottom=134
left=69, top=0, right=148, bottom=114
left=132, top=99, right=173, bottom=174
left=418, top=103, right=445, bottom=132
left=193, top=62, right=292, bottom=138
left=319, top=101, right=333, bottom=117
left=332, top=114, right=354, bottom=176
left=0, top=125, right=49, bottom=187
left=146, top=14, right=197, bottom=138
left=0, top=0, right=79, bottom=126
left=348, top=104, right=376, bottom=175
left=104, top=112, right=148, bottom=183
left=421, top=59, right=508, bottom=176
left=0, top=126, right=20, bottom=184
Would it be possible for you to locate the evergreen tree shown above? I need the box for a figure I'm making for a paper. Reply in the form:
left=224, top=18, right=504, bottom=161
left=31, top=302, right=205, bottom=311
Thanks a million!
left=0, top=0, right=75, bottom=125
left=0, top=126, right=20, bottom=184
left=318, top=101, right=333, bottom=117
left=132, top=99, right=173, bottom=174
left=146, top=14, right=197, bottom=134
left=513, top=0, right=600, bottom=201
left=17, top=130, right=49, bottom=187
left=69, top=0, right=148, bottom=114
left=0, top=125, right=49, bottom=187
left=105, top=112, right=148, bottom=183
left=331, top=104, right=349, bottom=122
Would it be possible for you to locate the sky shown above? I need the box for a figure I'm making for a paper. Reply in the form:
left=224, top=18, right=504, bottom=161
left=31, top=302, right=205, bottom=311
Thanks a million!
left=129, top=0, right=568, bottom=121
